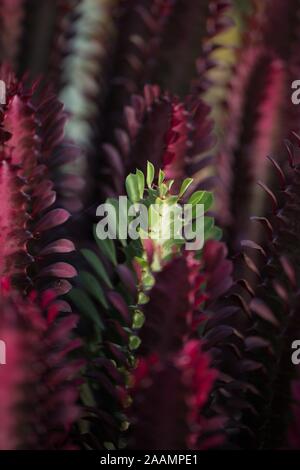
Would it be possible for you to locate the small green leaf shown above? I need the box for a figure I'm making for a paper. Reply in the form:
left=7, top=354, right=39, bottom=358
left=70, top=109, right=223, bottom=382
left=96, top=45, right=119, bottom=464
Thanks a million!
left=159, top=183, right=168, bottom=198
left=148, top=204, right=161, bottom=229
left=179, top=178, right=193, bottom=198
left=94, top=229, right=117, bottom=266
left=207, top=225, right=223, bottom=241
left=202, top=192, right=214, bottom=212
left=133, top=309, right=145, bottom=329
left=79, top=271, right=108, bottom=308
left=136, top=169, right=145, bottom=199
left=129, top=335, right=141, bottom=350
left=138, top=291, right=149, bottom=305
left=191, top=216, right=215, bottom=241
left=104, top=442, right=116, bottom=451
left=68, top=288, right=105, bottom=330
left=158, top=169, right=165, bottom=186
left=188, top=191, right=214, bottom=212
left=134, top=256, right=149, bottom=268
left=188, top=190, right=205, bottom=205
left=142, top=272, right=155, bottom=289
left=125, top=173, right=140, bottom=203
left=166, top=179, right=174, bottom=191
left=204, top=216, right=214, bottom=233
left=81, top=248, right=112, bottom=287
left=147, top=161, right=155, bottom=188
left=124, top=239, right=143, bottom=261
left=162, top=238, right=180, bottom=252
left=166, top=195, right=179, bottom=205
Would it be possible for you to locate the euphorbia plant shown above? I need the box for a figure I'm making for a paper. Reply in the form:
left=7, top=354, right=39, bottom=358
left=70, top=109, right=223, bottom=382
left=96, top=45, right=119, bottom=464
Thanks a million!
left=106, top=163, right=220, bottom=287
left=0, top=65, right=80, bottom=298
left=0, top=278, right=81, bottom=450
left=70, top=162, right=229, bottom=449
left=1, top=0, right=300, bottom=453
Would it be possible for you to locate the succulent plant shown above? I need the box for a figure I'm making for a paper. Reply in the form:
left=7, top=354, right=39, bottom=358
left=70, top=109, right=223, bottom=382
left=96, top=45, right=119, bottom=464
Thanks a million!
left=1, top=0, right=300, bottom=453
left=0, top=278, right=82, bottom=449
left=0, top=66, right=80, bottom=296
left=216, top=0, right=300, bottom=253
left=129, top=340, right=221, bottom=450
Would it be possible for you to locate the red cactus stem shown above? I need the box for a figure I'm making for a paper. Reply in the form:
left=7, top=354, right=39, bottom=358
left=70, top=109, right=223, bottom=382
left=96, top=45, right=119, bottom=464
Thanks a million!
left=102, top=85, right=215, bottom=197
left=138, top=252, right=207, bottom=358
left=0, top=65, right=79, bottom=294
left=0, top=280, right=82, bottom=449
left=129, top=340, right=222, bottom=450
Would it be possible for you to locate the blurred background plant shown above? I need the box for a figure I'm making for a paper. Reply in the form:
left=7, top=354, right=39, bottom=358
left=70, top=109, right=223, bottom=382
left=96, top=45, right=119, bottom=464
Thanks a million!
left=1, top=0, right=300, bottom=450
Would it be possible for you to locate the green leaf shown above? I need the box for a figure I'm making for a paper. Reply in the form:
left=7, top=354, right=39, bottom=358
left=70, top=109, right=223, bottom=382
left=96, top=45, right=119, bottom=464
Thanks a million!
left=207, top=225, right=223, bottom=241
left=204, top=216, right=214, bottom=233
left=68, top=288, right=105, bottom=330
left=179, top=178, right=193, bottom=198
left=163, top=238, right=182, bottom=252
left=188, top=191, right=213, bottom=212
left=136, top=169, right=145, bottom=199
left=159, top=183, right=168, bottom=198
left=147, top=161, right=155, bottom=188
left=133, top=309, right=145, bottom=328
left=191, top=216, right=216, bottom=242
left=129, top=335, right=141, bottom=351
left=148, top=204, right=161, bottom=232
left=79, top=271, right=108, bottom=308
left=158, top=169, right=165, bottom=186
left=94, top=230, right=117, bottom=266
left=142, top=272, right=155, bottom=290
left=166, top=195, right=179, bottom=205
left=81, top=248, right=113, bottom=287
left=134, top=256, right=148, bottom=268
left=188, top=190, right=205, bottom=205
left=124, top=238, right=143, bottom=261
left=138, top=291, right=149, bottom=305
left=126, top=173, right=140, bottom=203
left=166, top=179, right=174, bottom=191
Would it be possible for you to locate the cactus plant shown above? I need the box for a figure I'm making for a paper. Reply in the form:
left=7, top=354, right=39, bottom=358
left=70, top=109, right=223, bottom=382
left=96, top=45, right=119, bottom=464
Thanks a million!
left=1, top=0, right=300, bottom=453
